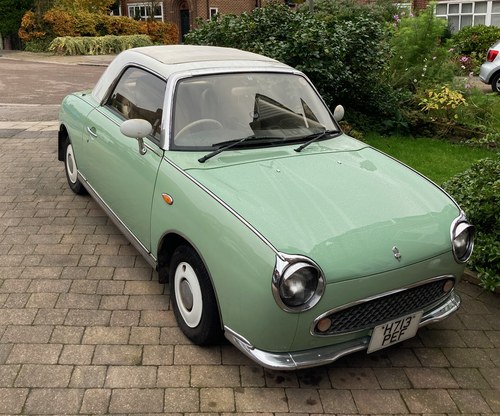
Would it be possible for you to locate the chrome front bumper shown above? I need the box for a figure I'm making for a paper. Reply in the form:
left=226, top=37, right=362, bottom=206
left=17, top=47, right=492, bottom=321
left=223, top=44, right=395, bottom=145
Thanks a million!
left=224, top=291, right=461, bottom=370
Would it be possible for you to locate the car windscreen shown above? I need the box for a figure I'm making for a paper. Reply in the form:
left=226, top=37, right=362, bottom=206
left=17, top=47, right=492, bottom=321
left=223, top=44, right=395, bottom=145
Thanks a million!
left=171, top=72, right=338, bottom=150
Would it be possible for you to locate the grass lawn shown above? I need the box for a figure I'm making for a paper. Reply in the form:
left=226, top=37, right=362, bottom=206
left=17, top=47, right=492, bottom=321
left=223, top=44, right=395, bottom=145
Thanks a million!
left=363, top=135, right=497, bottom=186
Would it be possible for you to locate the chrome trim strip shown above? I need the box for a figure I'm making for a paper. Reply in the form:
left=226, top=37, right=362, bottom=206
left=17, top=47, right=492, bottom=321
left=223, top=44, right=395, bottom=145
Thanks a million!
left=450, top=212, right=475, bottom=263
left=162, top=158, right=282, bottom=258
left=224, top=291, right=460, bottom=370
left=310, top=274, right=457, bottom=337
left=77, top=172, right=157, bottom=268
left=272, top=253, right=325, bottom=313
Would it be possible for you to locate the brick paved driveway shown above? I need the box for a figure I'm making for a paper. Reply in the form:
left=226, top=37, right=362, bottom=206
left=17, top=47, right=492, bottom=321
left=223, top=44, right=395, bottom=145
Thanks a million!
left=0, top=55, right=499, bottom=415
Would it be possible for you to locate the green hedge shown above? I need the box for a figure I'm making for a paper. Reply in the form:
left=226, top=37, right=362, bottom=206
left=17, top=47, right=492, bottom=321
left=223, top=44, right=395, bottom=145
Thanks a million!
left=48, top=34, right=152, bottom=55
left=443, top=158, right=500, bottom=291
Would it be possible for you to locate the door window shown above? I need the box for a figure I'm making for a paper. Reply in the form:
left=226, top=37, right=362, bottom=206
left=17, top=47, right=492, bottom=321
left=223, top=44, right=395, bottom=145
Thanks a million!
left=106, top=67, right=166, bottom=140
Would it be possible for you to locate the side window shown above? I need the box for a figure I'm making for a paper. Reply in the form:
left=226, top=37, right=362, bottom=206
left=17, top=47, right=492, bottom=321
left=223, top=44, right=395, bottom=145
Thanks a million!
left=107, top=67, right=166, bottom=140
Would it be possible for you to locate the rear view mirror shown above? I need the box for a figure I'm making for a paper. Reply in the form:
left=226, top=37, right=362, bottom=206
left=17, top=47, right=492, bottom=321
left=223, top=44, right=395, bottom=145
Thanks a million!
left=120, top=119, right=153, bottom=155
left=334, top=105, right=345, bottom=122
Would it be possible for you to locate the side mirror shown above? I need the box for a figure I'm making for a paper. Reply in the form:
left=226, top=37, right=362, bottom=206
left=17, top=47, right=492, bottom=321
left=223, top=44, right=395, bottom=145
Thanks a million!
left=120, top=119, right=153, bottom=155
left=333, top=105, right=345, bottom=122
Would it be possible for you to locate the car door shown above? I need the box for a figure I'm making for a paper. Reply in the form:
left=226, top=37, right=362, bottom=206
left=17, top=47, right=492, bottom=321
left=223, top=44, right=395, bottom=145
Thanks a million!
left=80, top=66, right=166, bottom=250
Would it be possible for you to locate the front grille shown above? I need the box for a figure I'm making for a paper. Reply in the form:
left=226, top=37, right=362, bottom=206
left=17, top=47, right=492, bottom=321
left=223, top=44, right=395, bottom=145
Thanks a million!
left=314, top=278, right=454, bottom=336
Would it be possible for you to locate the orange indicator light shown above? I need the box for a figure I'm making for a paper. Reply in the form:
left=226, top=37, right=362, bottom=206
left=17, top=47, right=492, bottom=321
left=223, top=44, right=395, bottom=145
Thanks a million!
left=317, top=318, right=332, bottom=333
left=162, top=194, right=174, bottom=205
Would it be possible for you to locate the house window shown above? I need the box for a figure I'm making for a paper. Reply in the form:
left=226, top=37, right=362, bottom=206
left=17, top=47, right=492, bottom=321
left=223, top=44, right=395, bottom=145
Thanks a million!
left=434, top=1, right=500, bottom=32
left=209, top=7, right=219, bottom=19
left=128, top=2, right=164, bottom=21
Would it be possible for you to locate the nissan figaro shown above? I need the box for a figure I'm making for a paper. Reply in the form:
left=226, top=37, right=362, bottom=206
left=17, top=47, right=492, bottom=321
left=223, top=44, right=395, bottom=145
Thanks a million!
left=58, top=45, right=474, bottom=370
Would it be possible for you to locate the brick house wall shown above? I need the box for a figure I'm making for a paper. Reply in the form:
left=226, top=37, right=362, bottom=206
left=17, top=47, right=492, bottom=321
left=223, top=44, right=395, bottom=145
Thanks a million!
left=121, top=0, right=289, bottom=42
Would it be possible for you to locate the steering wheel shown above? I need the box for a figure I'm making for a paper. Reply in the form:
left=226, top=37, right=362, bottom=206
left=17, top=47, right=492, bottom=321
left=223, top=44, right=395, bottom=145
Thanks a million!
left=175, top=119, right=223, bottom=140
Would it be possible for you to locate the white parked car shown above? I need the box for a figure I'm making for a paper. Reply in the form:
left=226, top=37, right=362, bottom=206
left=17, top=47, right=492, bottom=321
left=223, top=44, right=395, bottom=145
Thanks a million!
left=479, top=40, right=500, bottom=93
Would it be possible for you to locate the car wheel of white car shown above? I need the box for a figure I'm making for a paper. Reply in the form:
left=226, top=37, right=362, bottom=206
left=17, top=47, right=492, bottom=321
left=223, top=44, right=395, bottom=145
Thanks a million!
left=170, top=245, right=222, bottom=345
left=64, top=138, right=87, bottom=195
left=491, top=72, right=500, bottom=93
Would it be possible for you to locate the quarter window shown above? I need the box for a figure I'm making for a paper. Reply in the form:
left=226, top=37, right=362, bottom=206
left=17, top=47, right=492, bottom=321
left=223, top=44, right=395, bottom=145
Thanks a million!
left=128, top=2, right=163, bottom=21
left=106, top=67, right=166, bottom=140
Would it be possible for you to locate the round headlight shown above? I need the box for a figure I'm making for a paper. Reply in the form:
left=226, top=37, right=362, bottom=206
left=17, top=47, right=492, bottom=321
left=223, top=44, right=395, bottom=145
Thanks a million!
left=452, top=221, right=474, bottom=263
left=273, top=258, right=325, bottom=312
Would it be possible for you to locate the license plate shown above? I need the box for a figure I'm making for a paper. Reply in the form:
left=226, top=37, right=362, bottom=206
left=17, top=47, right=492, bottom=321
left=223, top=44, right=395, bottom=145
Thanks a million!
left=367, top=311, right=423, bottom=353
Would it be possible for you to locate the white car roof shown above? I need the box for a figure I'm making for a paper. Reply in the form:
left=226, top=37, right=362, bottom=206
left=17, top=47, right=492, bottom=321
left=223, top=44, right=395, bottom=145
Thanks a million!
left=92, top=45, right=292, bottom=103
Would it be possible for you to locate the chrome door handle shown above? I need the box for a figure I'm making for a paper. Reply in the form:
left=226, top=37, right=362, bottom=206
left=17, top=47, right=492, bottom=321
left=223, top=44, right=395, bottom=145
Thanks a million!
left=86, top=126, right=98, bottom=138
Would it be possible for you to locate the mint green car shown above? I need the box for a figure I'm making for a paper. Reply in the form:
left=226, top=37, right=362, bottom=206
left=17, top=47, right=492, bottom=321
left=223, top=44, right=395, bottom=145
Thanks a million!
left=58, top=45, right=474, bottom=370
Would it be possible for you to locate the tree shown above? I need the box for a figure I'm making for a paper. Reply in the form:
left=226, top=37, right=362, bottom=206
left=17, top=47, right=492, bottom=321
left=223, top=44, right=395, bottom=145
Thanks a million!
left=54, top=0, right=115, bottom=13
left=0, top=0, right=34, bottom=48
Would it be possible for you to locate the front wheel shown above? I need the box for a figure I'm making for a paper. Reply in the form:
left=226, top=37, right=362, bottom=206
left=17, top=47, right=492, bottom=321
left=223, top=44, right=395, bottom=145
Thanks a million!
left=169, top=245, right=223, bottom=345
left=64, top=138, right=87, bottom=195
left=491, top=72, right=500, bottom=93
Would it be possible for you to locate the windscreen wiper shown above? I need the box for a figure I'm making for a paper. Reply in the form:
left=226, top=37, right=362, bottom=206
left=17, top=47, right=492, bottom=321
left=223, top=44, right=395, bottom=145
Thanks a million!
left=294, top=130, right=341, bottom=153
left=198, top=135, right=282, bottom=163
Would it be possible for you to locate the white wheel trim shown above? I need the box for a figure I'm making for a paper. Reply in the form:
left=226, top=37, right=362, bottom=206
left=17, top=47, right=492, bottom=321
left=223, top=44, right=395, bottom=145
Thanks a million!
left=65, top=143, right=78, bottom=184
left=174, top=262, right=203, bottom=328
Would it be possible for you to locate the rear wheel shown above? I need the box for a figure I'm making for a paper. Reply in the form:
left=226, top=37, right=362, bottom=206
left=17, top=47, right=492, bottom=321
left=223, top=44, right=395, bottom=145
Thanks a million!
left=64, top=138, right=86, bottom=195
left=169, top=245, right=222, bottom=345
left=491, top=72, right=500, bottom=93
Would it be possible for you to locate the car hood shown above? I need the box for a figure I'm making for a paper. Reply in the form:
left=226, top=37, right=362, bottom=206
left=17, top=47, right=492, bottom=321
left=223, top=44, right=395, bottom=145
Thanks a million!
left=175, top=140, right=460, bottom=282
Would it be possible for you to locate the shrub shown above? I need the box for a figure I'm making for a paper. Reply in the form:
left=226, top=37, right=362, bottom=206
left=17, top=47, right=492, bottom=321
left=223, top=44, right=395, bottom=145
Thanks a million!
left=449, top=25, right=500, bottom=57
left=18, top=10, right=46, bottom=43
left=48, top=34, right=153, bottom=55
left=101, top=15, right=141, bottom=35
left=138, top=20, right=178, bottom=45
left=387, top=6, right=455, bottom=91
left=443, top=158, right=500, bottom=291
left=186, top=2, right=400, bottom=132
left=43, top=8, right=77, bottom=37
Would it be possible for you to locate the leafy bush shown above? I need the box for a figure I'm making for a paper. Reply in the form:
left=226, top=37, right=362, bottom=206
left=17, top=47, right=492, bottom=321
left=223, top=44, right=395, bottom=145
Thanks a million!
left=186, top=2, right=401, bottom=131
left=387, top=6, right=455, bottom=91
left=42, top=8, right=77, bottom=37
left=102, top=15, right=141, bottom=36
left=443, top=158, right=500, bottom=291
left=48, top=34, right=153, bottom=55
left=138, top=20, right=179, bottom=45
left=449, top=25, right=500, bottom=57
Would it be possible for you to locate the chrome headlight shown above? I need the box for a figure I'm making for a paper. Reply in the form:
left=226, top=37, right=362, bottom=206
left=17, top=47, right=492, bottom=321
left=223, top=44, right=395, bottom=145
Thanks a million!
left=451, top=215, right=474, bottom=263
left=272, top=255, right=325, bottom=313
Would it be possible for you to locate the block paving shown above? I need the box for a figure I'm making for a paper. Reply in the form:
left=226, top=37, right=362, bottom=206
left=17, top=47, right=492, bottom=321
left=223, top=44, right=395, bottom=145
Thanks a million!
left=0, top=122, right=499, bottom=414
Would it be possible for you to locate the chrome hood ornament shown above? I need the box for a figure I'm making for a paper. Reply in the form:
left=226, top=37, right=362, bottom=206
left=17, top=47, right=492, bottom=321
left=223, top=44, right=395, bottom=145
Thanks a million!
left=392, top=246, right=402, bottom=261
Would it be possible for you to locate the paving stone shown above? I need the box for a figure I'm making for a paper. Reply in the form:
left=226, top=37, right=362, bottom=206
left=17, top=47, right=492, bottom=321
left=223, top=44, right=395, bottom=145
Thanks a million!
left=157, top=365, right=190, bottom=387
left=70, top=365, right=107, bottom=388
left=449, top=368, right=491, bottom=389
left=24, top=388, right=84, bottom=415
left=80, top=388, right=111, bottom=414
left=6, top=343, right=62, bottom=364
left=50, top=326, right=84, bottom=344
left=164, top=387, right=199, bottom=412
left=82, top=326, right=130, bottom=344
left=191, top=365, right=241, bottom=387
left=15, top=364, right=73, bottom=388
left=26, top=292, right=59, bottom=308
left=352, top=389, right=408, bottom=414
left=481, top=389, right=500, bottom=412
left=479, top=367, right=500, bottom=388
left=0, top=365, right=21, bottom=387
left=0, top=388, right=29, bottom=414
left=92, top=345, right=142, bottom=365
left=174, top=345, right=221, bottom=365
left=109, top=388, right=165, bottom=413
left=401, top=389, right=458, bottom=413
left=373, top=368, right=412, bottom=389
left=105, top=366, right=157, bottom=388
left=0, top=309, right=37, bottom=325
left=128, top=294, right=168, bottom=310
left=99, top=294, right=129, bottom=310
left=285, top=388, right=323, bottom=413
left=201, top=388, right=235, bottom=412
left=59, top=344, right=95, bottom=365
left=64, top=309, right=111, bottom=326
left=1, top=325, right=52, bottom=343
left=405, top=368, right=459, bottom=388
left=265, top=370, right=299, bottom=387
left=143, top=345, right=174, bottom=366
left=442, top=347, right=494, bottom=368
left=329, top=368, right=380, bottom=389
left=448, top=389, right=493, bottom=413
left=240, top=365, right=266, bottom=387
left=110, top=310, right=140, bottom=326
left=129, top=326, right=160, bottom=345
left=234, top=388, right=288, bottom=412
